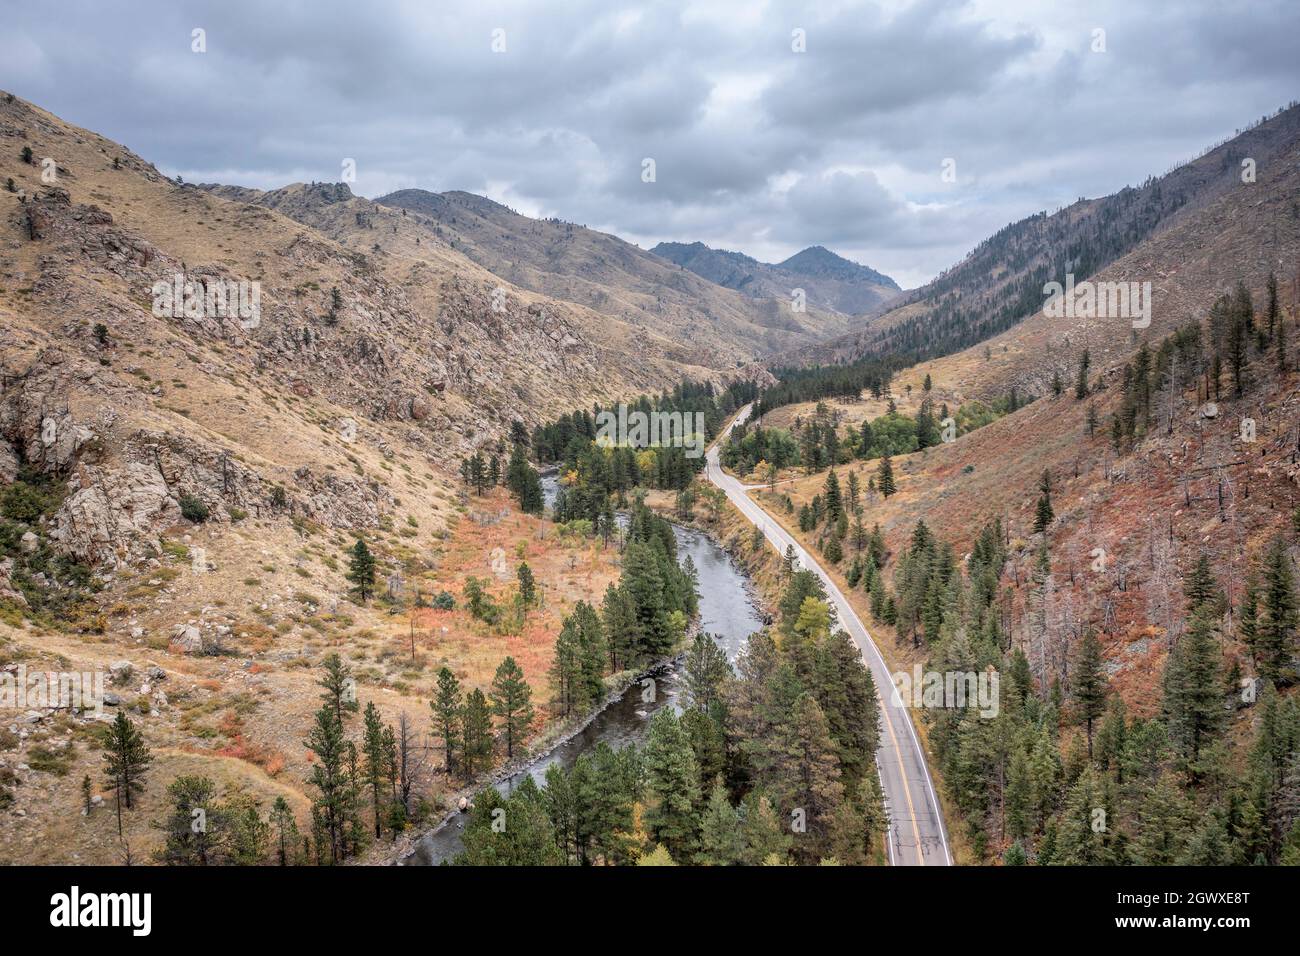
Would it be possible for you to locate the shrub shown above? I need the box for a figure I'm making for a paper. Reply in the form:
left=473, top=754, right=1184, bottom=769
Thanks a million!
left=178, top=494, right=210, bottom=523
left=1, top=479, right=59, bottom=524
left=431, top=590, right=455, bottom=611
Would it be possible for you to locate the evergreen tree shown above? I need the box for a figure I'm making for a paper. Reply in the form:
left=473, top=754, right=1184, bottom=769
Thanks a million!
left=270, top=796, right=299, bottom=866
left=506, top=442, right=545, bottom=515
left=490, top=657, right=534, bottom=760
left=516, top=561, right=536, bottom=608
left=685, top=632, right=731, bottom=713
left=103, top=711, right=152, bottom=830
left=362, top=702, right=388, bottom=837
left=461, top=688, right=494, bottom=779
left=318, top=653, right=358, bottom=722
left=1075, top=349, right=1090, bottom=400
left=346, top=539, right=376, bottom=602
left=1162, top=609, right=1226, bottom=771
left=698, top=780, right=745, bottom=865
left=1071, top=631, right=1107, bottom=756
left=642, top=709, right=702, bottom=859
left=305, top=704, right=349, bottom=864
left=877, top=455, right=896, bottom=498
left=822, top=470, right=842, bottom=524
left=1033, top=469, right=1054, bottom=534
left=1055, top=766, right=1117, bottom=865
left=774, top=693, right=845, bottom=864
left=156, top=775, right=222, bottom=865
left=1131, top=772, right=1190, bottom=865
left=1256, top=536, right=1299, bottom=683
left=431, top=666, right=462, bottom=774
left=740, top=791, right=792, bottom=864
left=1183, top=554, right=1222, bottom=614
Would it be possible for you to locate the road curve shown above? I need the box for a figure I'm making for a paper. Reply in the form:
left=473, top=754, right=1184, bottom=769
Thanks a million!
left=706, top=404, right=952, bottom=866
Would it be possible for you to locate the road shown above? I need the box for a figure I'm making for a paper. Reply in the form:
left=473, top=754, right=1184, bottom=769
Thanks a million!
left=705, top=404, right=952, bottom=866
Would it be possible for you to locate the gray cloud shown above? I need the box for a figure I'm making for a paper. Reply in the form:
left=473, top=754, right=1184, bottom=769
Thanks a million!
left=3, top=0, right=1297, bottom=288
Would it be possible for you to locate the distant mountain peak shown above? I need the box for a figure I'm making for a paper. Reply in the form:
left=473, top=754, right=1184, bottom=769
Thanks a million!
left=778, top=246, right=900, bottom=290
left=651, top=240, right=900, bottom=314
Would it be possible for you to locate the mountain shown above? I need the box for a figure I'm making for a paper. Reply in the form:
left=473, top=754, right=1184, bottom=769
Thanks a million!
left=651, top=240, right=901, bottom=316
left=730, top=103, right=1300, bottom=866
left=796, top=102, right=1300, bottom=368
left=372, top=189, right=858, bottom=355
left=0, top=92, right=787, bottom=862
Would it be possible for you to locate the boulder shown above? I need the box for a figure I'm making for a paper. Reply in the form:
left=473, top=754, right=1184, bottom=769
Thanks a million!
left=169, top=624, right=203, bottom=655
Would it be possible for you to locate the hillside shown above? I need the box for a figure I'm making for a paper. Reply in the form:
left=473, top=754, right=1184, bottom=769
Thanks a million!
left=651, top=240, right=900, bottom=316
left=721, top=107, right=1300, bottom=863
left=374, top=188, right=857, bottom=355
left=797, top=101, right=1300, bottom=368
left=0, top=92, right=749, bottom=862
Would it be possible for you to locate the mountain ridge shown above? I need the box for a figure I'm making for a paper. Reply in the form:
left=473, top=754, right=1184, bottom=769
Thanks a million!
left=651, top=238, right=901, bottom=316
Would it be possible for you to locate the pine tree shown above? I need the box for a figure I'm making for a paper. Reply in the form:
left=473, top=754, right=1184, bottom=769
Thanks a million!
left=490, top=657, right=534, bottom=760
left=1055, top=767, right=1117, bottom=864
left=431, top=667, right=462, bottom=774
left=1162, top=608, right=1226, bottom=771
left=362, top=702, right=388, bottom=837
left=516, top=561, right=536, bottom=608
left=506, top=442, right=544, bottom=515
left=877, top=455, right=896, bottom=498
left=346, top=539, right=376, bottom=602
left=271, top=796, right=299, bottom=865
left=642, top=709, right=702, bottom=859
left=1033, top=469, right=1054, bottom=534
left=103, top=711, right=152, bottom=831
left=1183, top=554, right=1221, bottom=614
left=1071, top=631, right=1107, bottom=756
left=1256, top=536, right=1299, bottom=683
left=1075, top=349, right=1090, bottom=400
left=685, top=632, right=731, bottom=713
left=305, top=704, right=349, bottom=864
left=1278, top=290, right=1289, bottom=373
left=740, top=791, right=792, bottom=864
left=461, top=688, right=494, bottom=779
left=318, top=653, right=358, bottom=722
left=774, top=693, right=845, bottom=864
left=1131, top=772, right=1190, bottom=864
left=549, top=614, right=582, bottom=716
left=823, top=469, right=842, bottom=524
left=697, top=780, right=745, bottom=865
left=156, top=775, right=222, bottom=865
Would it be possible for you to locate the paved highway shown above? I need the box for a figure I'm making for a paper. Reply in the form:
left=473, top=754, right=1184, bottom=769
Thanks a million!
left=706, top=404, right=952, bottom=866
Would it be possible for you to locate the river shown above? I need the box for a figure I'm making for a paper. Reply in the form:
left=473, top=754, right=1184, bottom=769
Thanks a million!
left=401, top=476, right=765, bottom=865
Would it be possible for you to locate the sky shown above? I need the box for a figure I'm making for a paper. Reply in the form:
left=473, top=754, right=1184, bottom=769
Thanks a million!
left=4, top=0, right=1298, bottom=288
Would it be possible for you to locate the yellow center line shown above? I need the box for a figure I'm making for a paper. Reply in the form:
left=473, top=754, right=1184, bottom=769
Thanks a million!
left=876, top=689, right=925, bottom=865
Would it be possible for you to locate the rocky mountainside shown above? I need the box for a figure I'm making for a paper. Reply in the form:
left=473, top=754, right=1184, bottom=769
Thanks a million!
left=651, top=240, right=900, bottom=316
left=0, top=94, right=770, bottom=575
left=374, top=188, right=858, bottom=353
left=797, top=101, right=1300, bottom=368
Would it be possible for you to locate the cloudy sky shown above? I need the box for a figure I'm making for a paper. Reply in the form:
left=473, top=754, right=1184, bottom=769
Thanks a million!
left=5, top=0, right=1298, bottom=287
